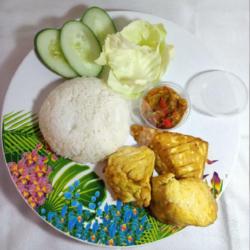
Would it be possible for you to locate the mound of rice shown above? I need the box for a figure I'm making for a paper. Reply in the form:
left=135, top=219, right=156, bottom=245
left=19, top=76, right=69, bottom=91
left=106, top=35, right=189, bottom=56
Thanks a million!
left=39, top=77, right=130, bottom=163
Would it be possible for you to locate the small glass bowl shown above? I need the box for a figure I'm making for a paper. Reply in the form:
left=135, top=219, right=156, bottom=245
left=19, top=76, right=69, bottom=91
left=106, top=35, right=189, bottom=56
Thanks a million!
left=186, top=69, right=248, bottom=117
left=139, top=82, right=191, bottom=130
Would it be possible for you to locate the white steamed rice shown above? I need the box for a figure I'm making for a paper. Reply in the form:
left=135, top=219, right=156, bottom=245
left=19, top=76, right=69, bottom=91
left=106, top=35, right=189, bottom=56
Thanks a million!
left=39, top=77, right=130, bottom=163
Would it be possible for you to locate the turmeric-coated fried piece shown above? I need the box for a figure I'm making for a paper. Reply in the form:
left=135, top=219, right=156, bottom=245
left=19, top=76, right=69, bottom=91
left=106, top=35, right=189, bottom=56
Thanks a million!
left=105, top=146, right=155, bottom=207
left=131, top=125, right=208, bottom=179
left=150, top=173, right=217, bottom=226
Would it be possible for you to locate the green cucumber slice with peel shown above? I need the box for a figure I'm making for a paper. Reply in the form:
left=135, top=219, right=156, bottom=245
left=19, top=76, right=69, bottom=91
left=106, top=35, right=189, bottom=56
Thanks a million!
left=81, top=6, right=117, bottom=45
left=34, top=29, right=78, bottom=78
left=60, top=21, right=102, bottom=77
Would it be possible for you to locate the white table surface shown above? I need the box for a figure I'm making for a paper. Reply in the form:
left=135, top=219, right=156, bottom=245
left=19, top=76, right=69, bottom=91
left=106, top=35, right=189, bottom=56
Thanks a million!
left=0, top=1, right=249, bottom=250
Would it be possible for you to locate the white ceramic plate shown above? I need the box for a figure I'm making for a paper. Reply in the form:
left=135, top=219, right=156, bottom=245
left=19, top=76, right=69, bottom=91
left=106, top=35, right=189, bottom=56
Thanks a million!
left=1, top=11, right=240, bottom=247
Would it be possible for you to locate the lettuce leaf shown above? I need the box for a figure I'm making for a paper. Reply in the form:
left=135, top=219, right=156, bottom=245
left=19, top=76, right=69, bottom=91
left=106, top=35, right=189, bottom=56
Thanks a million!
left=107, top=71, right=148, bottom=99
left=96, top=20, right=174, bottom=98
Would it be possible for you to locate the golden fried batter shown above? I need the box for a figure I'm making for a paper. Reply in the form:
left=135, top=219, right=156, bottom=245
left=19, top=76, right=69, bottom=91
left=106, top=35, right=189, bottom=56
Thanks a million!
left=150, top=173, right=217, bottom=226
left=105, top=146, right=155, bottom=207
left=131, top=125, right=208, bottom=179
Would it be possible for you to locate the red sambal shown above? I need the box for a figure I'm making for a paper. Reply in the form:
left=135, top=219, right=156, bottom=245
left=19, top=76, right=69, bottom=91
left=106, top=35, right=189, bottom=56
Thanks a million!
left=141, top=85, right=188, bottom=129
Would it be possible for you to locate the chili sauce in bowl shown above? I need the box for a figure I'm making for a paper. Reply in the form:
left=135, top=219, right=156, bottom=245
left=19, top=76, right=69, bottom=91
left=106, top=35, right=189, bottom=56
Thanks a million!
left=140, top=83, right=190, bottom=130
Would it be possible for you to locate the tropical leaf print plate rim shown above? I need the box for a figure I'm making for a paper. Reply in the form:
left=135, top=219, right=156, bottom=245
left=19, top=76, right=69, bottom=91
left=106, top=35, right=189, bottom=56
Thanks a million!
left=2, top=111, right=184, bottom=246
left=1, top=111, right=224, bottom=247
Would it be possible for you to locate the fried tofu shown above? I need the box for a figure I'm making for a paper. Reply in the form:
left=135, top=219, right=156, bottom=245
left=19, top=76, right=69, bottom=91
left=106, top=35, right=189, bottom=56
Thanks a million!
left=131, top=125, right=208, bottom=179
left=150, top=173, right=218, bottom=226
left=105, top=146, right=155, bottom=207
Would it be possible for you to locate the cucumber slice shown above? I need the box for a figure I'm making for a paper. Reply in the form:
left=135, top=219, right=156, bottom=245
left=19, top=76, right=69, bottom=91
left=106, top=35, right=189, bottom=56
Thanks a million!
left=81, top=6, right=117, bottom=45
left=60, top=21, right=102, bottom=77
left=34, top=29, right=78, bottom=78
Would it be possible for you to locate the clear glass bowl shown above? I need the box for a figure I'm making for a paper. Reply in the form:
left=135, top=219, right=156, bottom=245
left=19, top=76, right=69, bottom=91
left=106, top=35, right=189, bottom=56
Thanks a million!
left=139, top=82, right=191, bottom=130
left=186, top=70, right=248, bottom=117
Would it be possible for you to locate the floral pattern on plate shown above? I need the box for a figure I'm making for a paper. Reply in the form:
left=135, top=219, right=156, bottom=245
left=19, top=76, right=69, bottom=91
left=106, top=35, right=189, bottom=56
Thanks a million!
left=2, top=111, right=223, bottom=246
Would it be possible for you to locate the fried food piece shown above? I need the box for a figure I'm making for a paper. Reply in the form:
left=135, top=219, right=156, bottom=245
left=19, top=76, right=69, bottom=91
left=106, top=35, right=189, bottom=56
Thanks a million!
left=105, top=146, right=155, bottom=207
left=150, top=173, right=217, bottom=226
left=131, top=125, right=208, bottom=179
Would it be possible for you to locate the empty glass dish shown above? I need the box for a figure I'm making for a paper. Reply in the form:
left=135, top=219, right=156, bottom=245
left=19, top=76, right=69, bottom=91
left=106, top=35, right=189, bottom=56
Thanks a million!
left=186, top=70, right=248, bottom=117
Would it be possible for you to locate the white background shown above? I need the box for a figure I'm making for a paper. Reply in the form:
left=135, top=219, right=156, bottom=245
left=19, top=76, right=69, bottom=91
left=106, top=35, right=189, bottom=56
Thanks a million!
left=0, top=1, right=249, bottom=250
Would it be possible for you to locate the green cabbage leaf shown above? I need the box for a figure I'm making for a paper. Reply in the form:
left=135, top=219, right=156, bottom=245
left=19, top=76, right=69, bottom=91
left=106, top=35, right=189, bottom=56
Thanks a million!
left=96, top=20, right=174, bottom=98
